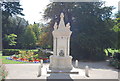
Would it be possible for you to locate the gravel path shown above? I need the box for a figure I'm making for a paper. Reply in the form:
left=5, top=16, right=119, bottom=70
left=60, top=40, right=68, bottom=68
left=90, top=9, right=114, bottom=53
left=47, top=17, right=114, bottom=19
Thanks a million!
left=5, top=61, right=118, bottom=79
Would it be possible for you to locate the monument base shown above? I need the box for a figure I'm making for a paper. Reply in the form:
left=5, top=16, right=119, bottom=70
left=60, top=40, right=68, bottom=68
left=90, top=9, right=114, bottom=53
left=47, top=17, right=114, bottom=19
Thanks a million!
left=49, top=55, right=73, bottom=70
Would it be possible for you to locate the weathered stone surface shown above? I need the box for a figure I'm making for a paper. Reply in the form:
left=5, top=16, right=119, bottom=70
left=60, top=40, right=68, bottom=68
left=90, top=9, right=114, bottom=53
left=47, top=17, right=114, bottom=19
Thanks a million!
left=49, top=13, right=73, bottom=70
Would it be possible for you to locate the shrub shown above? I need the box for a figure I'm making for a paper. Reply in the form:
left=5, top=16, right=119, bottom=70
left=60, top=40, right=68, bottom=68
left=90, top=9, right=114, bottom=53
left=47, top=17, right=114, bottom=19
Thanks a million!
left=38, top=49, right=52, bottom=58
left=2, top=49, right=19, bottom=56
left=0, top=64, right=8, bottom=81
left=2, top=49, right=38, bottom=56
left=106, top=49, right=120, bottom=69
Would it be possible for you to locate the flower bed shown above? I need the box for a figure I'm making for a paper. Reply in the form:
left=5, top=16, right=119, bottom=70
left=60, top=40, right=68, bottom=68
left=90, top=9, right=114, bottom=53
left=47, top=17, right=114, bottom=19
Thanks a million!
left=5, top=50, right=50, bottom=63
left=6, top=56, right=50, bottom=63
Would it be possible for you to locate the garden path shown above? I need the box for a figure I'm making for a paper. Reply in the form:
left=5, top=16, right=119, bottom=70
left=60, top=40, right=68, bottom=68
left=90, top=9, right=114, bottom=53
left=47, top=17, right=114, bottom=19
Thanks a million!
left=5, top=61, right=118, bottom=79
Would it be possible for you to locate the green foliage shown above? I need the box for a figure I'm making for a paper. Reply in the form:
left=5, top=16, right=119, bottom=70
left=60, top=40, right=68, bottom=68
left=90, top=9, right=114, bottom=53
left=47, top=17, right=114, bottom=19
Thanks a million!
left=2, top=49, right=38, bottom=56
left=2, top=2, right=28, bottom=49
left=37, top=26, right=53, bottom=49
left=32, top=23, right=40, bottom=40
left=105, top=48, right=119, bottom=56
left=0, top=64, right=8, bottom=80
left=2, top=16, right=29, bottom=49
left=2, top=2, right=24, bottom=35
left=2, top=49, right=50, bottom=63
left=105, top=48, right=120, bottom=69
left=44, top=2, right=116, bottom=60
left=4, top=34, right=17, bottom=46
left=112, top=12, right=120, bottom=49
left=37, top=49, right=52, bottom=58
left=3, top=49, right=19, bottom=56
left=22, top=25, right=37, bottom=49
left=109, top=58, right=120, bottom=69
left=2, top=2, right=24, bottom=17
left=112, top=18, right=120, bottom=32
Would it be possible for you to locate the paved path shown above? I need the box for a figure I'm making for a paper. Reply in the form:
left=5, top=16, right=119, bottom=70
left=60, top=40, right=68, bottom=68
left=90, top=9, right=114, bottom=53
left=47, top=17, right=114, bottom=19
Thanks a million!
left=5, top=61, right=118, bottom=79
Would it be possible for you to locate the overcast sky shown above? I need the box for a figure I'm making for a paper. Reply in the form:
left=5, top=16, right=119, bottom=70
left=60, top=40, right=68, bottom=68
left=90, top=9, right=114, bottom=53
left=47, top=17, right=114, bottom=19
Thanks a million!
left=19, top=0, right=120, bottom=24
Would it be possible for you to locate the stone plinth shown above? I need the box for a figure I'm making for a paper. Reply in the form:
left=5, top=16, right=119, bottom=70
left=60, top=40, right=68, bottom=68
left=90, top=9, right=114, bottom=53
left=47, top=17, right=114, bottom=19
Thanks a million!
left=49, top=55, right=73, bottom=70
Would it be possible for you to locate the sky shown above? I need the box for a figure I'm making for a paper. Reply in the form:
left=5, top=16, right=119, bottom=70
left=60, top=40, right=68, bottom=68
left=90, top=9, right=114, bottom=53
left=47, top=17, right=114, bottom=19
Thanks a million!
left=19, top=0, right=51, bottom=24
left=19, top=0, right=120, bottom=24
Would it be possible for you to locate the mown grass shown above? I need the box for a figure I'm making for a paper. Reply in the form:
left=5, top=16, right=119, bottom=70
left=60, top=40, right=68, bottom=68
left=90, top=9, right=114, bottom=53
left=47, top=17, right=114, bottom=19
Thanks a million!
left=2, top=56, right=28, bottom=64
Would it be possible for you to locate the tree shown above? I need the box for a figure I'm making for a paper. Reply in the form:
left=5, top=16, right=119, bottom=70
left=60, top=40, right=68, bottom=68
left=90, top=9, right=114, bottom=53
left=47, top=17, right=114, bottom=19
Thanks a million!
left=3, top=34, right=17, bottom=48
left=1, top=2, right=25, bottom=49
left=43, top=2, right=116, bottom=60
left=2, top=16, right=28, bottom=49
left=22, top=25, right=37, bottom=49
left=112, top=12, right=120, bottom=49
left=2, top=2, right=24, bottom=35
left=32, top=23, right=40, bottom=40
left=112, top=12, right=120, bottom=32
left=37, top=24, right=53, bottom=49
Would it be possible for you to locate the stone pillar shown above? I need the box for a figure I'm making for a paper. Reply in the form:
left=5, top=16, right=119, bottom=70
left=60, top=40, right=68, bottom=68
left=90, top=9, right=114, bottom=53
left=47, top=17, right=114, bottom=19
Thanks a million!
left=53, top=37, right=56, bottom=56
left=37, top=65, right=42, bottom=77
left=67, top=38, right=70, bottom=56
left=85, top=66, right=89, bottom=77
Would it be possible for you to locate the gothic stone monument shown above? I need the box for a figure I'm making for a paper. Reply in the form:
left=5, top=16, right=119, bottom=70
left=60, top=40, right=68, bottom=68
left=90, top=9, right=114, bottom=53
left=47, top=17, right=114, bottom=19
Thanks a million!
left=49, top=13, right=73, bottom=70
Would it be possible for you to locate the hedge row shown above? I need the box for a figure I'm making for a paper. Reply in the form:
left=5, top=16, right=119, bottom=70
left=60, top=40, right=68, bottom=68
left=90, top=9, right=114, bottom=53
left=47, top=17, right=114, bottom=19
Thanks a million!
left=2, top=49, right=38, bottom=56
left=2, top=49, right=52, bottom=57
left=2, top=49, right=20, bottom=56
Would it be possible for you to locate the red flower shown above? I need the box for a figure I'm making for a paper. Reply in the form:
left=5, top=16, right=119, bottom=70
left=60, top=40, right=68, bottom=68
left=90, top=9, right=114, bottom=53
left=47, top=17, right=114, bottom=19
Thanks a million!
left=21, top=59, right=25, bottom=61
left=35, top=60, right=39, bottom=62
left=43, top=58, right=48, bottom=60
left=29, top=61, right=32, bottom=62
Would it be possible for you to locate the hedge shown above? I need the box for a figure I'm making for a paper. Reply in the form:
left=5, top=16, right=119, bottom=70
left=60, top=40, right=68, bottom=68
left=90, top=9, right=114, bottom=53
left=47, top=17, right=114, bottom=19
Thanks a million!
left=2, top=49, right=20, bottom=56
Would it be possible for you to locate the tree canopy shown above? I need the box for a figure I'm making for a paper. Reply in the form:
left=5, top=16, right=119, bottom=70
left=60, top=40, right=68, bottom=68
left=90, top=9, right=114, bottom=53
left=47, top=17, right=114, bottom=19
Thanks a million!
left=1, top=2, right=29, bottom=49
left=43, top=2, right=117, bottom=60
left=2, top=2, right=118, bottom=61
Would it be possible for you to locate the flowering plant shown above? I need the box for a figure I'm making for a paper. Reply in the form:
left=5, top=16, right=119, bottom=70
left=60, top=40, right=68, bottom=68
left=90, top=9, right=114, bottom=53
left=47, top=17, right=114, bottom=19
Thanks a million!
left=6, top=50, right=50, bottom=63
left=0, top=64, right=8, bottom=81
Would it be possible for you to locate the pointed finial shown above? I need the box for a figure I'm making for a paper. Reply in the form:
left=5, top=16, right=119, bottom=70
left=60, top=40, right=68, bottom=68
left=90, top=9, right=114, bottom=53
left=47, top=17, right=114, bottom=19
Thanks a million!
left=66, top=23, right=70, bottom=29
left=57, top=13, right=65, bottom=29
left=54, top=22, right=58, bottom=30
left=60, top=13, right=64, bottom=18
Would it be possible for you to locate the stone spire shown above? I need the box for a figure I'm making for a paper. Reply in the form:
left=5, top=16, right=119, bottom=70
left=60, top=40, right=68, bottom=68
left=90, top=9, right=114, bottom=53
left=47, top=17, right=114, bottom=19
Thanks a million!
left=58, top=13, right=66, bottom=29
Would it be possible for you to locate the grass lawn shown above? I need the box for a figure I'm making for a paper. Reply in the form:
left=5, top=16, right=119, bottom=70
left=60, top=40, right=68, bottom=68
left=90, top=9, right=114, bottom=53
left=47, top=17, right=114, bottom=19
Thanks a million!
left=2, top=56, right=28, bottom=64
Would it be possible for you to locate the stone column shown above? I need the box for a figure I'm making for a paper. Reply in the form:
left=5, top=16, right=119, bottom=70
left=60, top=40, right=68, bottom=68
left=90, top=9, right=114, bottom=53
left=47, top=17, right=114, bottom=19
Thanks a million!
left=53, top=37, right=56, bottom=56
left=66, top=37, right=68, bottom=56
left=56, top=38, right=57, bottom=56
left=57, top=37, right=59, bottom=56
left=63, top=37, right=66, bottom=57
left=67, top=38, right=70, bottom=56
